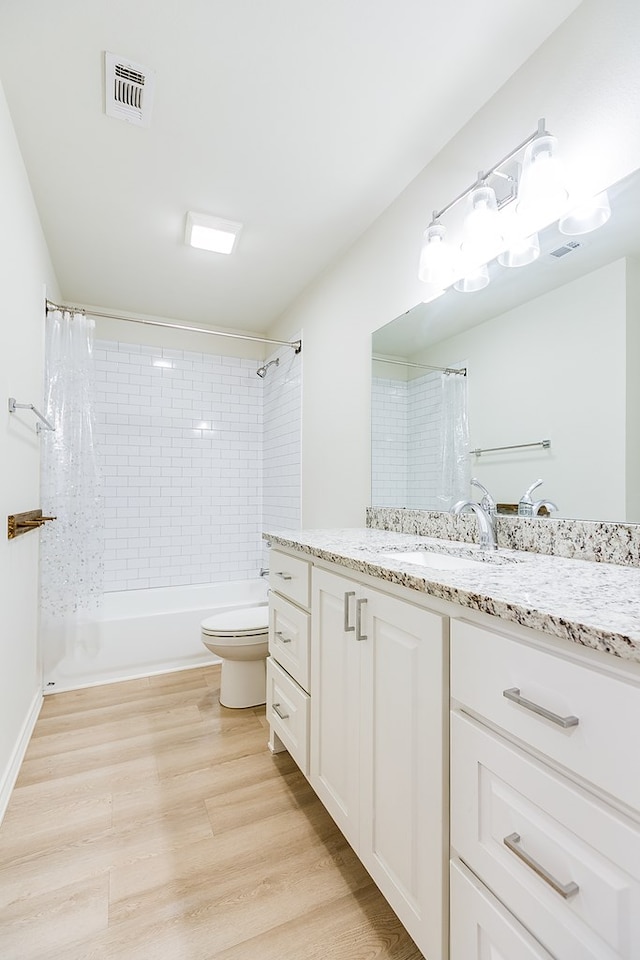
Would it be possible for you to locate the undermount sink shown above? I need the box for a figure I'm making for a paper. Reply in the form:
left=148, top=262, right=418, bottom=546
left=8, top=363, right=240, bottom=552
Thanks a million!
left=380, top=550, right=486, bottom=571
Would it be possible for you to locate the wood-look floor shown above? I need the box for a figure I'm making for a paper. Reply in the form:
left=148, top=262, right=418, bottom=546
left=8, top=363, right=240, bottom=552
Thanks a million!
left=0, top=665, right=423, bottom=960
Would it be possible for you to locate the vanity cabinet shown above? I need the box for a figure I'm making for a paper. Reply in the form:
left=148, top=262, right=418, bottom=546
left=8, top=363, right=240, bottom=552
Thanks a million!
left=266, top=549, right=312, bottom=774
left=450, top=618, right=640, bottom=960
left=310, top=565, right=448, bottom=960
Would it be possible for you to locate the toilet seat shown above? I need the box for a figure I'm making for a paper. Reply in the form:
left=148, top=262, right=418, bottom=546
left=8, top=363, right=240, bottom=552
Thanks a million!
left=201, top=605, right=268, bottom=641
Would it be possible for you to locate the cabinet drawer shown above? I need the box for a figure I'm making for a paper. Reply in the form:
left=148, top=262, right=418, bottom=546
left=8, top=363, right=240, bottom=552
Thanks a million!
left=451, top=618, right=640, bottom=809
left=451, top=711, right=640, bottom=960
left=451, top=859, right=553, bottom=960
left=266, top=657, right=310, bottom=775
left=269, top=593, right=310, bottom=693
left=269, top=550, right=311, bottom=608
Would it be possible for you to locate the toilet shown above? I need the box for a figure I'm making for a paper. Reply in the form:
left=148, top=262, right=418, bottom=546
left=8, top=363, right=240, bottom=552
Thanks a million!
left=201, top=605, right=269, bottom=708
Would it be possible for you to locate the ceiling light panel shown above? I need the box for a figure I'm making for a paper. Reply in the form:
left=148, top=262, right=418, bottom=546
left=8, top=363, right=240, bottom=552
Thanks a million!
left=185, top=212, right=243, bottom=255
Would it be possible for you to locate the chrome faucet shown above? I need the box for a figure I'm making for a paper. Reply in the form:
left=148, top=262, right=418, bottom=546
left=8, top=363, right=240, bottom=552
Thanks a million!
left=531, top=499, right=558, bottom=517
left=518, top=479, right=543, bottom=516
left=451, top=500, right=498, bottom=551
left=470, top=477, right=497, bottom=519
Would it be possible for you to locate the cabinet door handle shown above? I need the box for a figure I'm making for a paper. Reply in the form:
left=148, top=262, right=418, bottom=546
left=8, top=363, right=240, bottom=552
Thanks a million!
left=275, top=630, right=292, bottom=644
left=503, top=832, right=579, bottom=899
left=502, top=687, right=579, bottom=728
left=344, top=591, right=355, bottom=632
left=356, top=597, right=367, bottom=642
left=273, top=702, right=289, bottom=720
left=274, top=571, right=293, bottom=581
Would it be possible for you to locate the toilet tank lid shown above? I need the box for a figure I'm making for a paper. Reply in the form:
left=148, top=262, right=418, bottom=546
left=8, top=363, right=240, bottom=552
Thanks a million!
left=201, top=604, right=268, bottom=634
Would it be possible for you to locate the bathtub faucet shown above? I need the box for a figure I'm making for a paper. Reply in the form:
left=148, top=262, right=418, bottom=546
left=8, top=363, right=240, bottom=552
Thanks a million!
left=259, top=567, right=269, bottom=577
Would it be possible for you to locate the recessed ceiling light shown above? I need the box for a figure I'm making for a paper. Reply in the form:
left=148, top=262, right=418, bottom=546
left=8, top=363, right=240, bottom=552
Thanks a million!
left=185, top=211, right=242, bottom=255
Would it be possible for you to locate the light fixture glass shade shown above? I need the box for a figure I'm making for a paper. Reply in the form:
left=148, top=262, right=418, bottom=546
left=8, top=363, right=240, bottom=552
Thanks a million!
left=558, top=190, right=611, bottom=235
left=453, top=263, right=490, bottom=293
left=461, top=184, right=503, bottom=263
left=497, top=232, right=540, bottom=268
left=418, top=223, right=457, bottom=287
left=516, top=134, right=569, bottom=228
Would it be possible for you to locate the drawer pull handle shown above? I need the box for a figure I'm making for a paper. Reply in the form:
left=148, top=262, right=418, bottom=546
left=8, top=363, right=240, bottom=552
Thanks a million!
left=344, top=591, right=355, bottom=632
left=503, top=687, right=579, bottom=728
left=274, top=571, right=293, bottom=581
left=275, top=630, right=292, bottom=644
left=503, top=833, right=579, bottom=899
left=273, top=702, right=289, bottom=720
left=356, top=597, right=368, bottom=642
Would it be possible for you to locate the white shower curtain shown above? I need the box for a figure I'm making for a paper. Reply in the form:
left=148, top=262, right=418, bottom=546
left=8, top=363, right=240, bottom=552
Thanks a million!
left=437, top=370, right=470, bottom=510
left=40, top=309, right=103, bottom=680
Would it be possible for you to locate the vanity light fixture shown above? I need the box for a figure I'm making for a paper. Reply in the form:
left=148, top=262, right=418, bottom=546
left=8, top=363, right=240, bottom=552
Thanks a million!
left=417, top=118, right=611, bottom=294
left=185, top=211, right=243, bottom=255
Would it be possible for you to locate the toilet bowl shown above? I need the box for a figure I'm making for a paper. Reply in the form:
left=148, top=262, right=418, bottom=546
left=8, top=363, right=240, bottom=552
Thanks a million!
left=201, top=605, right=269, bottom=708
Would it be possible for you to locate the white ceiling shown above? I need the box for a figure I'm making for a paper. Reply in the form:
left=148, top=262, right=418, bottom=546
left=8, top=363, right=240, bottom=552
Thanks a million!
left=0, top=0, right=581, bottom=332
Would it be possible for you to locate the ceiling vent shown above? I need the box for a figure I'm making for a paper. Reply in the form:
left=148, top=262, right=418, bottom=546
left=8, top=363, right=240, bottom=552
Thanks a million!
left=104, top=52, right=155, bottom=126
left=548, top=239, right=583, bottom=259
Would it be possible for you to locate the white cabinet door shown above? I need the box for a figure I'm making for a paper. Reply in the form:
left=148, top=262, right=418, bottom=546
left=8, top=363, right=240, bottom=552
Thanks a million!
left=359, top=587, right=448, bottom=960
left=310, top=567, right=361, bottom=847
left=451, top=859, right=554, bottom=960
left=311, top=565, right=448, bottom=960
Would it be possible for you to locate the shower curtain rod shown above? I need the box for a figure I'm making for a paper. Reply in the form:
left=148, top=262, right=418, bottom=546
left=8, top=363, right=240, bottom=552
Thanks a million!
left=45, top=300, right=302, bottom=354
left=372, top=355, right=466, bottom=376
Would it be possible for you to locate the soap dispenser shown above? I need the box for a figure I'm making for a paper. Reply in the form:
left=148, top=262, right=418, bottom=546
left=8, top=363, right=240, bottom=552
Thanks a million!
left=518, top=479, right=543, bottom=516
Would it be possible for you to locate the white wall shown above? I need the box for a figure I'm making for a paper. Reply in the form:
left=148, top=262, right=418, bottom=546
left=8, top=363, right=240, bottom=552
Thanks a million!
left=0, top=79, right=59, bottom=816
left=268, top=0, right=640, bottom=527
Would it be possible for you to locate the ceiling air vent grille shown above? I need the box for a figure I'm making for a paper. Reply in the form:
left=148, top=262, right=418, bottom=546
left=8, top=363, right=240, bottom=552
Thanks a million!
left=105, top=52, right=155, bottom=127
left=549, top=239, right=582, bottom=259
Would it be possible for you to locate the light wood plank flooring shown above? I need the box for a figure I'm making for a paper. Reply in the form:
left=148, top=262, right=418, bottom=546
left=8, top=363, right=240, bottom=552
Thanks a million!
left=0, top=665, right=423, bottom=960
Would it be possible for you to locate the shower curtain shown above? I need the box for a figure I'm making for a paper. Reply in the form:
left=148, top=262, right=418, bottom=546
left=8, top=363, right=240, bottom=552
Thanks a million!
left=437, top=370, right=470, bottom=509
left=40, top=309, right=103, bottom=680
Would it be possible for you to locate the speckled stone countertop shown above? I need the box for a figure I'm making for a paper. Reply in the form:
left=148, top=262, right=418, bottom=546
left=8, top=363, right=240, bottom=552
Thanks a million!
left=264, top=528, right=640, bottom=665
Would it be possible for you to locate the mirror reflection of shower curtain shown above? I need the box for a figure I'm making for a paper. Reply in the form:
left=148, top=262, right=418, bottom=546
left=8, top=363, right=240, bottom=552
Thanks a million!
left=437, top=371, right=470, bottom=510
left=40, top=309, right=103, bottom=681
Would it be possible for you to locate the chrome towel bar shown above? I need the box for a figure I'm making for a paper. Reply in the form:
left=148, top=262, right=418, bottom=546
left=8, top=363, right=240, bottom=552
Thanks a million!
left=8, top=398, right=55, bottom=433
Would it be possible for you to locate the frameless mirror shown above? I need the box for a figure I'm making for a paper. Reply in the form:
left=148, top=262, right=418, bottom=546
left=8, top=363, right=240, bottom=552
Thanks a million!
left=372, top=166, right=640, bottom=522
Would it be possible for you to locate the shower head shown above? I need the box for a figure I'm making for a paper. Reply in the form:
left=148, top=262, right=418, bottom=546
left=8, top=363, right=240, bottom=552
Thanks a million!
left=256, top=357, right=280, bottom=378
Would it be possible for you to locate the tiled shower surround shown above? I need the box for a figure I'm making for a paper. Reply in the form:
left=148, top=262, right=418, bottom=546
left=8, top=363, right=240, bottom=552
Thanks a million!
left=371, top=372, right=444, bottom=509
left=93, top=340, right=300, bottom=591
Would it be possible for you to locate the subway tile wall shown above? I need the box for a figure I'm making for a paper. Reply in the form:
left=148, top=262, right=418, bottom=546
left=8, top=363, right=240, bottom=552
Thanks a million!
left=93, top=340, right=300, bottom=591
left=407, top=372, right=443, bottom=508
left=371, top=373, right=445, bottom=509
left=371, top=377, right=408, bottom=506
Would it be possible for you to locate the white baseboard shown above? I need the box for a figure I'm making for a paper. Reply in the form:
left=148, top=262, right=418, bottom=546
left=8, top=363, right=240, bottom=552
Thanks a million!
left=0, top=690, right=43, bottom=825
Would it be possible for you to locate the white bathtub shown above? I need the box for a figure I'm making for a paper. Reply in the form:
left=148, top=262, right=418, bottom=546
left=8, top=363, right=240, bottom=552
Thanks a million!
left=44, top=579, right=268, bottom=694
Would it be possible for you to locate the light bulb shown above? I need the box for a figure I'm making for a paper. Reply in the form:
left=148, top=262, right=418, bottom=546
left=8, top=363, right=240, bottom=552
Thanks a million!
left=418, top=223, right=457, bottom=287
left=516, top=134, right=569, bottom=230
left=461, top=185, right=503, bottom=263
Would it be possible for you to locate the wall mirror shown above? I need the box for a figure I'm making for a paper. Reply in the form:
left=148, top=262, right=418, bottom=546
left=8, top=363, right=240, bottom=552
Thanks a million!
left=371, top=166, right=640, bottom=523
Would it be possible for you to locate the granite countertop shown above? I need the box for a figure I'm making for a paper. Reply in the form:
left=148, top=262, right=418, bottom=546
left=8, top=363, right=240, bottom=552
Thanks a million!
left=264, top=528, right=640, bottom=665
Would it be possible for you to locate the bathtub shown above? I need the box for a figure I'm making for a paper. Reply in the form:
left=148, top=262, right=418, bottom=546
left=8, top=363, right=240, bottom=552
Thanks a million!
left=44, top=579, right=268, bottom=694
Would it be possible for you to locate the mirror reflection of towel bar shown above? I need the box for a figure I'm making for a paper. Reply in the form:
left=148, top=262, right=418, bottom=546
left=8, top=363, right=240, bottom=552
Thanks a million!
left=471, top=439, right=550, bottom=456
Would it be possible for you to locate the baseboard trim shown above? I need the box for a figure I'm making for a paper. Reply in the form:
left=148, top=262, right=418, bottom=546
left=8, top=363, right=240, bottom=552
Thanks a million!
left=0, top=689, right=43, bottom=826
